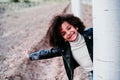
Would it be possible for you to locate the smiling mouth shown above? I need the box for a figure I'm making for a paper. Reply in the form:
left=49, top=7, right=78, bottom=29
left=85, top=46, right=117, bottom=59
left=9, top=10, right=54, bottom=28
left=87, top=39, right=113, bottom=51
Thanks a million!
left=67, top=33, right=74, bottom=39
left=67, top=36, right=72, bottom=39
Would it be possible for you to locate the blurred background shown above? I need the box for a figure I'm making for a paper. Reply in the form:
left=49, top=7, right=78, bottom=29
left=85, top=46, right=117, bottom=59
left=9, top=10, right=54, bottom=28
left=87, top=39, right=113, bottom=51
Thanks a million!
left=0, top=0, right=92, bottom=80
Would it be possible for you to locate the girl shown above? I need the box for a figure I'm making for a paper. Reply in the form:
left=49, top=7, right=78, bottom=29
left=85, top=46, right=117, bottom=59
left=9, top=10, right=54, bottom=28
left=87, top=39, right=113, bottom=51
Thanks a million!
left=29, top=14, right=93, bottom=80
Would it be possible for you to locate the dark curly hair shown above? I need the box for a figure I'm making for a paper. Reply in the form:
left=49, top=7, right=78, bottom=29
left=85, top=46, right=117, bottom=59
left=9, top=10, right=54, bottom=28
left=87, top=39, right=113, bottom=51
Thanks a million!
left=46, top=14, right=85, bottom=47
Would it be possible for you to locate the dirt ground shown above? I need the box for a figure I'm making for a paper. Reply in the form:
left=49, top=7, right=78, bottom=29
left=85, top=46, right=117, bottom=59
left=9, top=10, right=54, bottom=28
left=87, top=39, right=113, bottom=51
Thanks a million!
left=0, top=1, right=92, bottom=80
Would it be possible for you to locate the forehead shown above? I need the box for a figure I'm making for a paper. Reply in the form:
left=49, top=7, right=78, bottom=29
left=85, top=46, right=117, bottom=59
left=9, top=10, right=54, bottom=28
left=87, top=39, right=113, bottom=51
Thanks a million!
left=61, top=21, right=70, bottom=28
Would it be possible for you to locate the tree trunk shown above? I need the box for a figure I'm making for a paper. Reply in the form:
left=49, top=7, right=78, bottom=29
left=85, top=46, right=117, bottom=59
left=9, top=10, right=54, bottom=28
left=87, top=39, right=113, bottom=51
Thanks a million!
left=93, top=0, right=120, bottom=80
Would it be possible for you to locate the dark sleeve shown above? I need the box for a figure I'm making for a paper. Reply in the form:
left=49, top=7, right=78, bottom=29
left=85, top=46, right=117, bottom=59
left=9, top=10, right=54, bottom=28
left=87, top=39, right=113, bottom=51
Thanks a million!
left=29, top=47, right=62, bottom=60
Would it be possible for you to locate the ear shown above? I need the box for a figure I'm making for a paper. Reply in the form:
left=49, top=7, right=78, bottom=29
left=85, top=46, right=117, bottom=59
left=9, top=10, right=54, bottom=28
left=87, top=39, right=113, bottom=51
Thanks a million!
left=76, top=27, right=78, bottom=30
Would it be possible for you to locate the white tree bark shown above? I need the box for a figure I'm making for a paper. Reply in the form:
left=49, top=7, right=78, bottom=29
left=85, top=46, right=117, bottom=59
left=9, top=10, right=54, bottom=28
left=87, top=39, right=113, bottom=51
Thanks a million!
left=71, top=0, right=82, bottom=19
left=93, top=0, right=120, bottom=80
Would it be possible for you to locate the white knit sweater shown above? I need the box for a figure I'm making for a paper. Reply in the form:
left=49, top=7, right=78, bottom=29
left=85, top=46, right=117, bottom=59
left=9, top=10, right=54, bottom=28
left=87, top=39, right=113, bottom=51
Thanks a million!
left=69, top=33, right=93, bottom=72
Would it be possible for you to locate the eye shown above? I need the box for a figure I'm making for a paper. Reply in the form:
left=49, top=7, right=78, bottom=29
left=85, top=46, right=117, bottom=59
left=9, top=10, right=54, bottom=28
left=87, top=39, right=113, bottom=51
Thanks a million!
left=67, top=26, right=71, bottom=30
left=61, top=32, right=66, bottom=36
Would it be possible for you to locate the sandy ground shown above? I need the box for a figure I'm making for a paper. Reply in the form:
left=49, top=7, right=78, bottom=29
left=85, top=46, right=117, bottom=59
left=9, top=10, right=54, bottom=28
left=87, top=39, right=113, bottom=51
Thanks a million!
left=0, top=1, right=92, bottom=80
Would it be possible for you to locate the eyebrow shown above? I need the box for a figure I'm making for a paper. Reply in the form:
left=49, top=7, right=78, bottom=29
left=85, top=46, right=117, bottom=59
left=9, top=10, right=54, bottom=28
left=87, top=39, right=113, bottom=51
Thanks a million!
left=67, top=25, right=71, bottom=28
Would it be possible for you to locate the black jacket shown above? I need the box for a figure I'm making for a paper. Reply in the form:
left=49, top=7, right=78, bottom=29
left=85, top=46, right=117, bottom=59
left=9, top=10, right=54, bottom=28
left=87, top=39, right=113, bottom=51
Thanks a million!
left=29, top=28, right=93, bottom=80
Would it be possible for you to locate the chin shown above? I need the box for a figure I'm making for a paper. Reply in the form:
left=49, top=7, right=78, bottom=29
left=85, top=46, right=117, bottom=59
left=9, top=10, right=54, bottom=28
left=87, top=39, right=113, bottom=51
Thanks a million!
left=70, top=38, right=77, bottom=42
left=72, top=36, right=77, bottom=41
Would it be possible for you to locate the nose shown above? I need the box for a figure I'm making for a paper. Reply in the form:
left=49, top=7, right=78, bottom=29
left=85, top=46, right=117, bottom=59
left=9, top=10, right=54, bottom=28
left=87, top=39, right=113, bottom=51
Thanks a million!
left=66, top=31, right=71, bottom=38
left=66, top=31, right=70, bottom=35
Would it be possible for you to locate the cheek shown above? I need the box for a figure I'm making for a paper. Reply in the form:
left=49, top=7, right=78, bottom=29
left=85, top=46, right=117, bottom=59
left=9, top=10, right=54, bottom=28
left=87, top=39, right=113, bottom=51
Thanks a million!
left=62, top=36, right=67, bottom=41
left=74, top=29, right=79, bottom=34
left=63, top=36, right=66, bottom=40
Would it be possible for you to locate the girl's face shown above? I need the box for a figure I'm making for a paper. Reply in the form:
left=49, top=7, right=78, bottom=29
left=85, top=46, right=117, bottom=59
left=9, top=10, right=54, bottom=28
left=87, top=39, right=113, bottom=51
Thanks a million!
left=60, top=21, right=79, bottom=42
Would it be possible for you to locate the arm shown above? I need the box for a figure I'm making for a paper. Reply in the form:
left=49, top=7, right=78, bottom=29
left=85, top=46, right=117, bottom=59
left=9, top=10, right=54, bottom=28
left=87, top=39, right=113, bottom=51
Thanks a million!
left=29, top=47, right=62, bottom=60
